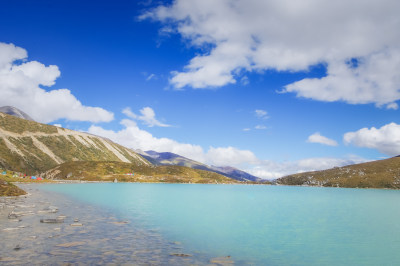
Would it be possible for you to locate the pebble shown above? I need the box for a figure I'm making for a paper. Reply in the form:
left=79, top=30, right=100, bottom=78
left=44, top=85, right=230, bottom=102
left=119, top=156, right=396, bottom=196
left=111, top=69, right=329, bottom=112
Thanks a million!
left=70, top=223, right=83, bottom=227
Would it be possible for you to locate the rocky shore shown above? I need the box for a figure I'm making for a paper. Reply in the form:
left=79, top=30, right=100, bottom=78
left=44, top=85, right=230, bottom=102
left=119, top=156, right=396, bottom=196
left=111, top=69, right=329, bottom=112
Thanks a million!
left=0, top=184, right=232, bottom=265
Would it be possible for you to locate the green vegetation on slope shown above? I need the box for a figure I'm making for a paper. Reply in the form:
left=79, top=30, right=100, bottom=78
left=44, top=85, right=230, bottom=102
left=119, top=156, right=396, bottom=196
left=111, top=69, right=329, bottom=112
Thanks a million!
left=0, top=112, right=57, bottom=134
left=0, top=112, right=149, bottom=174
left=42, top=161, right=240, bottom=184
left=277, top=157, right=400, bottom=189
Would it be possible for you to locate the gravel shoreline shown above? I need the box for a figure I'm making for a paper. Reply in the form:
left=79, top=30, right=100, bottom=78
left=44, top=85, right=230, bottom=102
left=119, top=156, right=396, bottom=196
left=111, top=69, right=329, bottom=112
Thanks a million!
left=0, top=184, right=214, bottom=265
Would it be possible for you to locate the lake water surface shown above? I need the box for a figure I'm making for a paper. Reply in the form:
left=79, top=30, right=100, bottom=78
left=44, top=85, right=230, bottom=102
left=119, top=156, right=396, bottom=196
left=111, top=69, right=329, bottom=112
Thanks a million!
left=38, top=183, right=400, bottom=265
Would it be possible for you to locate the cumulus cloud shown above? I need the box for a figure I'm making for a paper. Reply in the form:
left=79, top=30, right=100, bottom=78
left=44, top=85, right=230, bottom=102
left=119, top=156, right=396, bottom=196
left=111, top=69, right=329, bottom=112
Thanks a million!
left=123, top=107, right=171, bottom=127
left=344, top=122, right=400, bottom=156
left=142, top=0, right=400, bottom=107
left=206, top=146, right=259, bottom=166
left=307, top=132, right=338, bottom=146
left=0, top=42, right=114, bottom=123
left=284, top=50, right=400, bottom=109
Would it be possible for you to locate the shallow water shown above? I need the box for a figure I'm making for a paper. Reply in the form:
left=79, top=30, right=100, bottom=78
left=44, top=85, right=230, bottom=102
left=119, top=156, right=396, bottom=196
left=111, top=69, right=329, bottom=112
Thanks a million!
left=0, top=184, right=206, bottom=265
left=4, top=183, right=400, bottom=265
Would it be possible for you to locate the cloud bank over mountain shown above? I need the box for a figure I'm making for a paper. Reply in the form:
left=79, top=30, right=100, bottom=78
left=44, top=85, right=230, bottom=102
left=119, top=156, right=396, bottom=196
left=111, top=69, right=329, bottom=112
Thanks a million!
left=88, top=111, right=368, bottom=179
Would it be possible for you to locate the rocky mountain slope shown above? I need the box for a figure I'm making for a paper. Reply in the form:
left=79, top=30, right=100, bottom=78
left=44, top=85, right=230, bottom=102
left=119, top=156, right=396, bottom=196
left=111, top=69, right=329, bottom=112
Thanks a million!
left=138, top=150, right=262, bottom=182
left=211, top=165, right=262, bottom=182
left=277, top=156, right=400, bottom=189
left=0, top=111, right=149, bottom=174
left=42, top=161, right=240, bottom=184
left=0, top=106, right=34, bottom=121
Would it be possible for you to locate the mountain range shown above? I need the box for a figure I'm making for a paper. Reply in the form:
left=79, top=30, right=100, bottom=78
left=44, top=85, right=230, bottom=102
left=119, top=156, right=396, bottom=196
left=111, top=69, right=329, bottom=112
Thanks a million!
left=0, top=106, right=259, bottom=183
left=4, top=105, right=400, bottom=189
left=137, top=150, right=262, bottom=182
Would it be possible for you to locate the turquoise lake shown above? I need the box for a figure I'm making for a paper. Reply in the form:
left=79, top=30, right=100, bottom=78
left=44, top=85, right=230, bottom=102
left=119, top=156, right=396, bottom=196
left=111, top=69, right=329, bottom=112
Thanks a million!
left=38, top=183, right=400, bottom=265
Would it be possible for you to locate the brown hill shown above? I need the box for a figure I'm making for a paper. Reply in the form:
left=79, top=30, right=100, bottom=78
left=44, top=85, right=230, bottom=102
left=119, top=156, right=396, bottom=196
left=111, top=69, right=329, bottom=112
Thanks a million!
left=277, top=156, right=400, bottom=189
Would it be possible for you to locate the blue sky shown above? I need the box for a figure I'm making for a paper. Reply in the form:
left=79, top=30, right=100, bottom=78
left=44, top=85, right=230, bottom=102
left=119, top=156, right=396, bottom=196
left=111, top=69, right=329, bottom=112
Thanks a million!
left=1, top=0, right=400, bottom=178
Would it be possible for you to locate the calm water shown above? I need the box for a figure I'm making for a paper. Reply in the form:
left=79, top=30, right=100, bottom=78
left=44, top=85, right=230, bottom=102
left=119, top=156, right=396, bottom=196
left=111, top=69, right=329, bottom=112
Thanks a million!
left=38, top=183, right=400, bottom=265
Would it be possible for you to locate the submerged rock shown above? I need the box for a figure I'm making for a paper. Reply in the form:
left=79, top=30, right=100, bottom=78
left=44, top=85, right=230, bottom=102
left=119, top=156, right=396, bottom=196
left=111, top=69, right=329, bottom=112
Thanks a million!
left=8, top=213, right=18, bottom=219
left=169, top=253, right=192, bottom=257
left=40, top=218, right=64, bottom=224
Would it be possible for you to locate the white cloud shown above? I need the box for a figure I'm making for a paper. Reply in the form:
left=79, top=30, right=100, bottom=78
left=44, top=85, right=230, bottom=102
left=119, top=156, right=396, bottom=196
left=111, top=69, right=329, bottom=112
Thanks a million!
left=206, top=146, right=259, bottom=166
left=255, top=125, right=267, bottom=130
left=344, top=122, right=400, bottom=156
left=146, top=73, right=156, bottom=81
left=255, top=109, right=268, bottom=119
left=53, top=124, right=62, bottom=128
left=307, top=132, right=338, bottom=146
left=243, top=128, right=251, bottom=132
left=0, top=42, right=114, bottom=123
left=142, top=0, right=400, bottom=107
left=284, top=50, right=400, bottom=109
left=122, top=107, right=170, bottom=127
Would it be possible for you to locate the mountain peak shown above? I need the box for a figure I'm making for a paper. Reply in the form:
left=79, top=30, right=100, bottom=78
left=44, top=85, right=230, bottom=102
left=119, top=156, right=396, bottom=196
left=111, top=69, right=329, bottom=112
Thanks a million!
left=0, top=106, right=35, bottom=121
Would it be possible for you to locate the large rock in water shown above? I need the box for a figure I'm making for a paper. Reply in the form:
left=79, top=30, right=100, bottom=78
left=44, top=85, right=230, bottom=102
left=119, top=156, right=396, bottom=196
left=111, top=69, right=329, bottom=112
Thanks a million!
left=0, top=106, right=34, bottom=121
